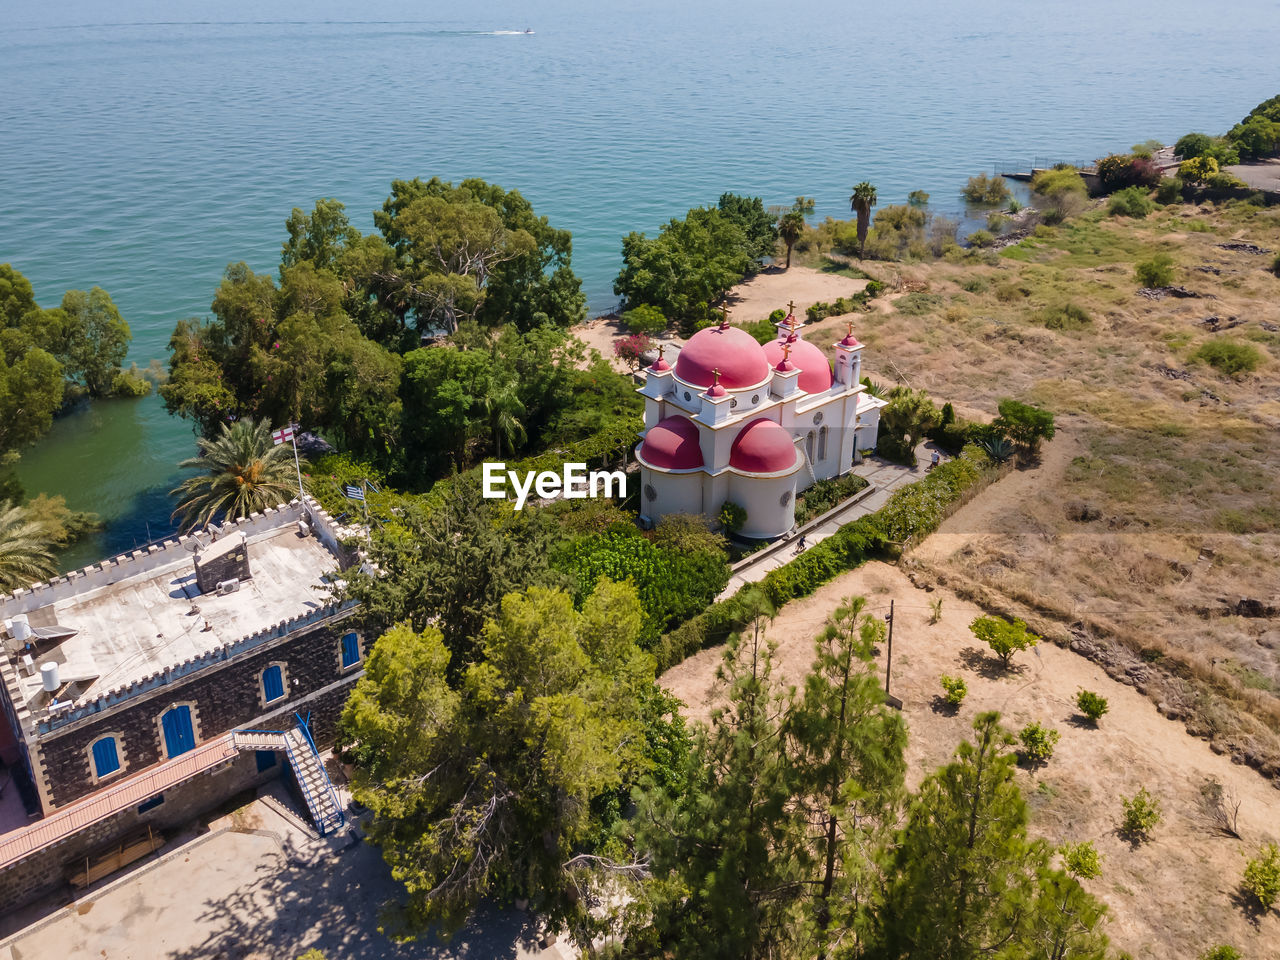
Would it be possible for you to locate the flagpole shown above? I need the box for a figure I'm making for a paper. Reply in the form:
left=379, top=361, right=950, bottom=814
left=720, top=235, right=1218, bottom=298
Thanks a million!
left=291, top=430, right=304, bottom=503
left=361, top=478, right=369, bottom=524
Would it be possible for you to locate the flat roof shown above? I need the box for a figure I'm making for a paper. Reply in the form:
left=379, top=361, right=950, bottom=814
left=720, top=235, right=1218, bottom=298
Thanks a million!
left=5, top=522, right=341, bottom=718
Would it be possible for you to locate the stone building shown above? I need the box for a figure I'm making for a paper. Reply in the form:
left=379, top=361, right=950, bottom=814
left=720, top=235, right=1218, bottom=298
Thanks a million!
left=637, top=308, right=886, bottom=538
left=0, top=497, right=363, bottom=911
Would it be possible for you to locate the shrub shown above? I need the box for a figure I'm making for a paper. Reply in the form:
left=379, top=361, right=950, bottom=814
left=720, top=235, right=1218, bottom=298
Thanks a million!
left=929, top=597, right=943, bottom=624
left=1192, top=338, right=1262, bottom=375
left=621, top=304, right=668, bottom=335
left=1175, top=132, right=1214, bottom=159
left=1031, top=167, right=1088, bottom=221
left=1198, top=947, right=1242, bottom=960
left=994, top=281, right=1031, bottom=302
left=1037, top=302, right=1092, bottom=331
left=1007, top=198, right=1023, bottom=214
left=1135, top=253, right=1175, bottom=288
left=111, top=366, right=154, bottom=397
left=1108, top=186, right=1155, bottom=218
left=979, top=435, right=1014, bottom=463
left=961, top=276, right=988, bottom=293
left=1120, top=787, right=1162, bottom=839
left=613, top=332, right=653, bottom=370
left=993, top=398, right=1055, bottom=454
left=907, top=189, right=930, bottom=208
left=793, top=473, right=869, bottom=525
left=1242, top=842, right=1280, bottom=909
left=963, top=173, right=1011, bottom=204
left=966, top=229, right=995, bottom=248
left=1155, top=177, right=1184, bottom=204
left=1272, top=252, right=1280, bottom=277
left=718, top=500, right=747, bottom=533
left=1075, top=690, right=1109, bottom=723
left=971, top=615, right=1038, bottom=668
left=1018, top=721, right=1060, bottom=764
left=940, top=674, right=967, bottom=705
left=1060, top=840, right=1103, bottom=880
left=864, top=279, right=887, bottom=298
left=1179, top=156, right=1220, bottom=184
left=985, top=212, right=1008, bottom=232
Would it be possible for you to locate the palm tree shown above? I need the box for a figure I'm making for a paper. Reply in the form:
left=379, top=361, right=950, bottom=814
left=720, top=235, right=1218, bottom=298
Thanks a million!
left=171, top=418, right=301, bottom=533
left=849, top=182, right=878, bottom=259
left=778, top=210, right=806, bottom=269
left=483, top=378, right=527, bottom=459
left=0, top=501, right=57, bottom=592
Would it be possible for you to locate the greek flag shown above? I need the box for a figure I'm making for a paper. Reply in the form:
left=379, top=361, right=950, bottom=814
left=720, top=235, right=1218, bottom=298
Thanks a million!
left=344, top=484, right=365, bottom=501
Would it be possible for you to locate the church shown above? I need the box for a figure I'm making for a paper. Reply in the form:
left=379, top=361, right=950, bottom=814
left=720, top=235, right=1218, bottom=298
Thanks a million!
left=636, top=307, right=885, bottom=539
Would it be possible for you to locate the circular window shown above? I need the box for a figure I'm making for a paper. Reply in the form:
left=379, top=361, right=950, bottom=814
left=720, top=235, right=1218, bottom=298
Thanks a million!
left=780, top=491, right=793, bottom=507
left=730, top=398, right=738, bottom=408
left=644, top=483, right=657, bottom=502
left=683, top=391, right=692, bottom=402
left=813, top=411, right=824, bottom=425
left=751, top=394, right=760, bottom=404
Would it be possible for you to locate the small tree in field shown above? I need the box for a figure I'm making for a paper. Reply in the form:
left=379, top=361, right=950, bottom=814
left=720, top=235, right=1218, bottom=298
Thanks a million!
left=1242, top=842, right=1280, bottom=910
left=1120, top=787, right=1162, bottom=841
left=613, top=332, right=653, bottom=370
left=1060, top=840, right=1102, bottom=880
left=1017, top=721, right=1060, bottom=765
left=1075, top=690, right=1109, bottom=724
left=993, top=399, right=1055, bottom=456
left=970, top=615, right=1038, bottom=668
left=1198, top=947, right=1242, bottom=960
left=939, top=674, right=967, bottom=706
left=1135, top=253, right=1175, bottom=288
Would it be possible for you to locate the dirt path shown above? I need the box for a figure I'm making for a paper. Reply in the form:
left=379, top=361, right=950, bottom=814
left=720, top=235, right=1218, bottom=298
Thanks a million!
left=661, top=554, right=1279, bottom=958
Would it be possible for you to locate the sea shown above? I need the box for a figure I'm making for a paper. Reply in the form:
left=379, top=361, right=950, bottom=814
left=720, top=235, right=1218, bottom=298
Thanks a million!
left=3, top=0, right=1278, bottom=568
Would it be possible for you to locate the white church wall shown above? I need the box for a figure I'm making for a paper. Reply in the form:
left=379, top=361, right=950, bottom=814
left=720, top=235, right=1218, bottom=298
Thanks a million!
left=642, top=467, right=704, bottom=523
left=730, top=471, right=799, bottom=539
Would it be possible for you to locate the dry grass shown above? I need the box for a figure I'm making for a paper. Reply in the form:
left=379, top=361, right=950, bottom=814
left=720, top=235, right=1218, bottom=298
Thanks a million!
left=830, top=199, right=1280, bottom=775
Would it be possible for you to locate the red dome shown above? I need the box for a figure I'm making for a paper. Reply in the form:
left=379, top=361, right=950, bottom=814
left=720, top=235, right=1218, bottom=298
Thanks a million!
left=674, top=325, right=771, bottom=388
left=639, top=416, right=704, bottom=469
left=730, top=418, right=798, bottom=474
left=763, top=337, right=833, bottom=393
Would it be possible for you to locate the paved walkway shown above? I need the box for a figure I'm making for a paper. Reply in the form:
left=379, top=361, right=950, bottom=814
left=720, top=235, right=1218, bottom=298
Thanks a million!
left=719, top=441, right=947, bottom=598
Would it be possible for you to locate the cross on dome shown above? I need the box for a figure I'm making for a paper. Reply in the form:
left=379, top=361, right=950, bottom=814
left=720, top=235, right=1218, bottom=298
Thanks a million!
left=705, top=366, right=728, bottom=398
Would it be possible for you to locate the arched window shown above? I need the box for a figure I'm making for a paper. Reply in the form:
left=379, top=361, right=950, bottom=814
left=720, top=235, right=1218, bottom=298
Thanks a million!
left=818, top=426, right=828, bottom=461
left=805, top=431, right=815, bottom=462
left=262, top=664, right=285, bottom=703
left=340, top=632, right=362, bottom=670
left=90, top=736, right=121, bottom=778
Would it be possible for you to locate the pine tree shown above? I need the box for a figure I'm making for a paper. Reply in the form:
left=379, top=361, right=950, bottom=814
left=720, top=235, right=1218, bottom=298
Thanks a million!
left=785, top=596, right=906, bottom=958
left=636, top=591, right=804, bottom=959
left=867, top=712, right=1109, bottom=960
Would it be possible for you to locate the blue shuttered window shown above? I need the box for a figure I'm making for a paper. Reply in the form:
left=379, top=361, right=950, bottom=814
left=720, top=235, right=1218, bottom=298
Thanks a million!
left=91, top=737, right=121, bottom=777
left=340, top=632, right=361, bottom=669
left=262, top=665, right=284, bottom=702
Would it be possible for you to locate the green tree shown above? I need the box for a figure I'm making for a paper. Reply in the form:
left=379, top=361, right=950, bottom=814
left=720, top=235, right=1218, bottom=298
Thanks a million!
left=778, top=210, right=806, bottom=269
left=614, top=207, right=755, bottom=332
left=0, top=500, right=58, bottom=591
left=0, top=265, right=68, bottom=456
left=881, top=387, right=942, bottom=462
left=374, top=177, right=585, bottom=333
left=1135, top=253, right=1176, bottom=288
left=970, top=615, right=1038, bottom=669
left=1075, top=690, right=1109, bottom=724
left=1179, top=156, right=1219, bottom=184
left=786, top=596, right=906, bottom=956
left=622, top=303, right=668, bottom=335
left=907, top=190, right=930, bottom=208
left=1030, top=168, right=1088, bottom=223
left=169, top=418, right=300, bottom=532
left=1119, top=786, right=1162, bottom=840
left=718, top=193, right=779, bottom=263
left=1059, top=840, right=1102, bottom=880
left=636, top=595, right=804, bottom=960
left=993, top=398, right=1056, bottom=455
left=281, top=197, right=362, bottom=274
left=1017, top=721, right=1060, bottom=766
left=340, top=481, right=564, bottom=664
left=1175, top=132, right=1214, bottom=159
left=341, top=581, right=654, bottom=949
left=871, top=712, right=1108, bottom=960
left=849, top=182, right=879, bottom=259
left=57, top=287, right=131, bottom=397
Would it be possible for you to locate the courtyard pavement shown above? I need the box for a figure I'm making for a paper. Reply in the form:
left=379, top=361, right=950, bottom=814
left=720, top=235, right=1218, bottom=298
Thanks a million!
left=0, top=788, right=572, bottom=960
left=718, top=441, right=947, bottom=598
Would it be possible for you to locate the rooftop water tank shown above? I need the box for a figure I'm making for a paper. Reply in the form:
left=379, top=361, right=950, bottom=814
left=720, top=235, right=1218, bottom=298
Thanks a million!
left=40, top=661, right=60, bottom=692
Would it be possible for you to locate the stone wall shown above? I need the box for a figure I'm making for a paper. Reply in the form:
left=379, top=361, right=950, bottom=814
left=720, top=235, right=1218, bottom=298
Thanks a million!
left=35, top=619, right=364, bottom=809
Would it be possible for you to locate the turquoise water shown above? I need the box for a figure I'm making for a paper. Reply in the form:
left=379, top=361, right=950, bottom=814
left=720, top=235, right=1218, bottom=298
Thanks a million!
left=4, top=0, right=1279, bottom=565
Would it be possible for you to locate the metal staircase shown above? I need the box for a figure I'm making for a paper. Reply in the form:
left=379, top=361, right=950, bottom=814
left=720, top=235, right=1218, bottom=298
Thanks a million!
left=232, top=716, right=345, bottom=836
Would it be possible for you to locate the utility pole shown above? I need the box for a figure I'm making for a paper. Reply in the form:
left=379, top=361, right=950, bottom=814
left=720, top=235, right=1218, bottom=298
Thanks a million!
left=884, top=599, right=902, bottom=709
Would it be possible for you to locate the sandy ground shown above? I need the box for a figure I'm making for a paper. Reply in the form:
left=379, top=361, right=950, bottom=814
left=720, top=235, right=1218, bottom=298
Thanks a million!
left=661, top=467, right=1280, bottom=959
left=569, top=264, right=870, bottom=374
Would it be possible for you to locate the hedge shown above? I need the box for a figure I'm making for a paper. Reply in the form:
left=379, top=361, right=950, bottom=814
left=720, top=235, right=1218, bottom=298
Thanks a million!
left=652, top=443, right=997, bottom=672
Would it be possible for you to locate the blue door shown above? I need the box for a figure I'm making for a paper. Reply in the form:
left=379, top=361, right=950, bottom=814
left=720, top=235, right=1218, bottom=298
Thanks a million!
left=161, top=705, right=195, bottom=758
